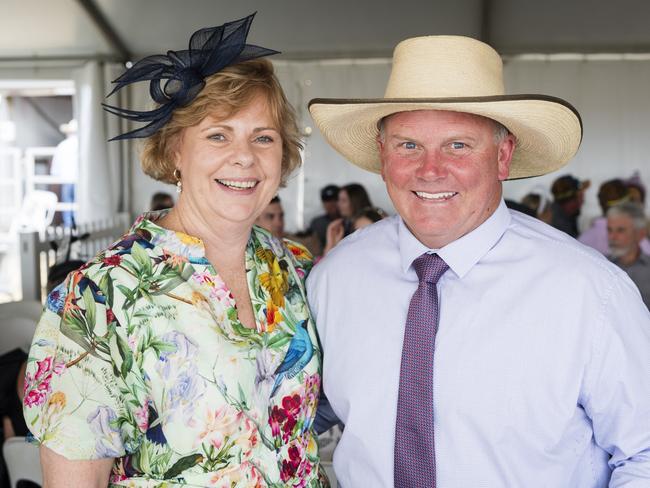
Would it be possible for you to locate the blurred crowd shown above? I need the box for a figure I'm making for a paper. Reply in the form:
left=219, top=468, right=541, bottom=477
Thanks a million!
left=252, top=173, right=650, bottom=310
left=509, top=171, right=650, bottom=308
left=254, top=183, right=387, bottom=258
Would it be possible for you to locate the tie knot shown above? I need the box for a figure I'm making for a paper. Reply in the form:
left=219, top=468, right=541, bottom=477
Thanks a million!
left=412, top=253, right=449, bottom=284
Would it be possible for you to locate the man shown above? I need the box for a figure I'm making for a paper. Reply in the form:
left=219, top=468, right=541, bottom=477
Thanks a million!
left=309, top=184, right=340, bottom=249
left=149, top=191, right=175, bottom=211
left=607, top=201, right=650, bottom=308
left=578, top=178, right=629, bottom=254
left=50, top=119, right=78, bottom=227
left=255, top=195, right=285, bottom=238
left=550, top=174, right=590, bottom=237
left=623, top=171, right=650, bottom=255
left=308, top=36, right=650, bottom=487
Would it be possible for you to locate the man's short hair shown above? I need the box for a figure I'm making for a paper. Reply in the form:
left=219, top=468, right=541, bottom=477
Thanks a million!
left=607, top=201, right=647, bottom=230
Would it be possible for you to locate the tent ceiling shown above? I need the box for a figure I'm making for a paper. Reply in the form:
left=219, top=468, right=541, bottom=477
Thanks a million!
left=2, top=0, right=650, bottom=63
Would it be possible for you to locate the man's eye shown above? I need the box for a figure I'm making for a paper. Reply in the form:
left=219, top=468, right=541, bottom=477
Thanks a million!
left=401, top=141, right=417, bottom=150
left=451, top=142, right=466, bottom=149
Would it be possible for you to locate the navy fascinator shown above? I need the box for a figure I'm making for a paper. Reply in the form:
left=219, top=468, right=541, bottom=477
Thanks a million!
left=103, top=13, right=279, bottom=141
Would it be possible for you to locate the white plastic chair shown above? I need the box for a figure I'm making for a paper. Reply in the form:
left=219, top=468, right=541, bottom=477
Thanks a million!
left=2, top=436, right=42, bottom=487
left=10, top=190, right=58, bottom=238
left=0, top=299, right=43, bottom=355
left=0, top=190, right=58, bottom=266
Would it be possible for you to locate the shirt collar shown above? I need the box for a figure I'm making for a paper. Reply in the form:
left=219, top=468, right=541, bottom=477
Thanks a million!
left=398, top=199, right=511, bottom=278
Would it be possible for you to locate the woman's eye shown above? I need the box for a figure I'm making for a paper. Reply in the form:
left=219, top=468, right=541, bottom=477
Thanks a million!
left=451, top=141, right=466, bottom=149
left=208, top=133, right=226, bottom=141
left=256, top=135, right=274, bottom=143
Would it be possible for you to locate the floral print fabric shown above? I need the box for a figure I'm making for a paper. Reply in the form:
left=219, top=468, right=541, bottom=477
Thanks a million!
left=23, top=212, right=328, bottom=488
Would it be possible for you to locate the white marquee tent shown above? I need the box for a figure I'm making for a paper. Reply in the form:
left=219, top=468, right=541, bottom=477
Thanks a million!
left=2, top=0, right=650, bottom=231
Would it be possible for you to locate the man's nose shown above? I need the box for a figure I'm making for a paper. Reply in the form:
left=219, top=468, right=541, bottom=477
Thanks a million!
left=416, top=150, right=448, bottom=179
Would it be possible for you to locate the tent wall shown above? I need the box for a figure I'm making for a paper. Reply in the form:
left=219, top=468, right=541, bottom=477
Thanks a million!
left=129, top=56, right=650, bottom=232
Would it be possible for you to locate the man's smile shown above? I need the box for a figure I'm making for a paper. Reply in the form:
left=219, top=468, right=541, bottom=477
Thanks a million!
left=413, top=190, right=458, bottom=201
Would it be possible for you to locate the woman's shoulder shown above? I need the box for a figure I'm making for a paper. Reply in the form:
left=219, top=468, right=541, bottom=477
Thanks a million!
left=282, top=237, right=313, bottom=271
left=251, top=225, right=314, bottom=271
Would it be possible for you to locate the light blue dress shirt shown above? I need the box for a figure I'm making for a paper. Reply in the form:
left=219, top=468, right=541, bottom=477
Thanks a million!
left=307, top=200, right=650, bottom=487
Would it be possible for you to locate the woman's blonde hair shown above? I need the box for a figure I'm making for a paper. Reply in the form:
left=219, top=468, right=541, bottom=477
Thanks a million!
left=140, top=59, right=302, bottom=186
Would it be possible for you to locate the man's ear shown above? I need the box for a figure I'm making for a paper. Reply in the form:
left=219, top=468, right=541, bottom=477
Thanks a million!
left=497, top=134, right=516, bottom=181
left=377, top=136, right=386, bottom=182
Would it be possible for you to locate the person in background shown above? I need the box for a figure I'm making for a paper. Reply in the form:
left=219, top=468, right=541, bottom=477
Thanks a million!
left=149, top=191, right=174, bottom=211
left=50, top=119, right=78, bottom=227
left=520, top=185, right=553, bottom=223
left=624, top=171, right=646, bottom=206
left=352, top=206, right=387, bottom=231
left=255, top=195, right=285, bottom=238
left=337, top=183, right=372, bottom=236
left=550, top=174, right=590, bottom=237
left=23, top=14, right=328, bottom=488
left=308, top=34, right=650, bottom=486
left=504, top=199, right=536, bottom=217
left=578, top=178, right=629, bottom=254
left=308, top=185, right=340, bottom=249
left=623, top=171, right=650, bottom=255
left=322, top=206, right=387, bottom=255
left=607, top=201, right=650, bottom=309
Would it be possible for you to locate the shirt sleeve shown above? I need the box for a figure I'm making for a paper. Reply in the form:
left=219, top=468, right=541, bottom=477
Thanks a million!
left=583, top=272, right=650, bottom=485
left=23, top=271, right=128, bottom=460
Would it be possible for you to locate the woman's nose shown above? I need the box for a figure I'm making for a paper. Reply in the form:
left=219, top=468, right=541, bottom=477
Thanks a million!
left=231, top=139, right=255, bottom=167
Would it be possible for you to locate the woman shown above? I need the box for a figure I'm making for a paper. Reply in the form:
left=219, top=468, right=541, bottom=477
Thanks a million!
left=321, top=184, right=374, bottom=255
left=23, top=14, right=328, bottom=488
left=337, top=183, right=372, bottom=236
left=352, top=207, right=386, bottom=231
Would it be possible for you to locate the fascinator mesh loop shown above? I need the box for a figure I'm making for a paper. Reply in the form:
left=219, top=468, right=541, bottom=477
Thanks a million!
left=103, top=12, right=279, bottom=141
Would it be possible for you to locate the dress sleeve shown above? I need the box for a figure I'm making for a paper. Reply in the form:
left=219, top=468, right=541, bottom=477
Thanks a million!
left=23, top=271, right=127, bottom=460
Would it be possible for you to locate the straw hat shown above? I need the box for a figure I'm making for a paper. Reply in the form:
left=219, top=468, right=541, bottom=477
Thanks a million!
left=309, top=36, right=582, bottom=179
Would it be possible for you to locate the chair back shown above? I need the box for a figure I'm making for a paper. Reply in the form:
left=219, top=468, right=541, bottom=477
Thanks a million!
left=0, top=300, right=43, bottom=355
left=11, top=190, right=58, bottom=237
left=2, top=436, right=43, bottom=488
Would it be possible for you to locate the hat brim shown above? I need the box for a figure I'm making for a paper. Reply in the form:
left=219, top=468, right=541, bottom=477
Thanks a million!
left=309, top=95, right=582, bottom=180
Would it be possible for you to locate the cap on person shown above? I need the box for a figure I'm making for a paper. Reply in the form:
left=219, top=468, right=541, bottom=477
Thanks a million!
left=320, top=184, right=339, bottom=202
left=551, top=175, right=591, bottom=203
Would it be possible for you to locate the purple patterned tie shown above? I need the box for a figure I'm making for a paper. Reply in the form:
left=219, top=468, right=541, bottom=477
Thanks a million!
left=394, top=252, right=449, bottom=487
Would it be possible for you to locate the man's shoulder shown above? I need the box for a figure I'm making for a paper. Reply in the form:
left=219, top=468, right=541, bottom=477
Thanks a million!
left=506, top=210, right=623, bottom=278
left=309, top=214, right=328, bottom=226
left=331, top=215, right=398, bottom=255
left=310, top=216, right=399, bottom=276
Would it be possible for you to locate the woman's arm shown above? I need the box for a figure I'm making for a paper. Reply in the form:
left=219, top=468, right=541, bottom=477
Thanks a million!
left=41, top=446, right=113, bottom=488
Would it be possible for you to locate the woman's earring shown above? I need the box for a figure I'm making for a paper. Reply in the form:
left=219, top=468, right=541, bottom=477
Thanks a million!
left=173, top=168, right=182, bottom=193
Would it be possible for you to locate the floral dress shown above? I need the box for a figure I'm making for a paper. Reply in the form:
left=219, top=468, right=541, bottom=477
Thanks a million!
left=23, top=212, right=329, bottom=488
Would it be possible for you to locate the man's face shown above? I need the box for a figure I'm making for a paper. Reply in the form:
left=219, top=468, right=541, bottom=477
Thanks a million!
left=322, top=199, right=339, bottom=219
left=608, top=214, right=642, bottom=258
left=255, top=201, right=285, bottom=238
left=378, top=110, right=515, bottom=249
